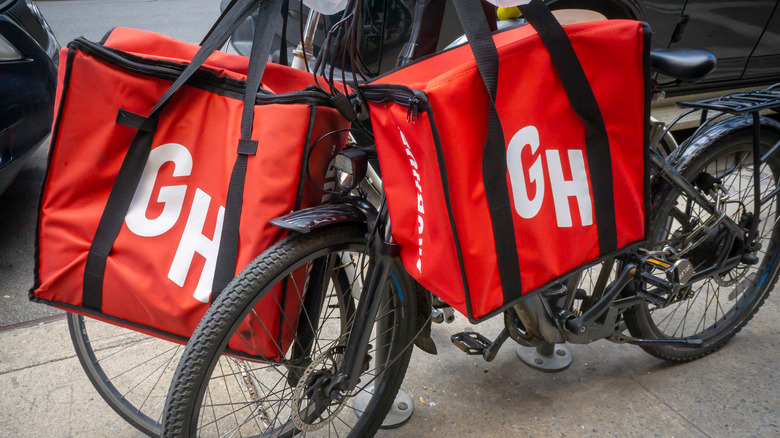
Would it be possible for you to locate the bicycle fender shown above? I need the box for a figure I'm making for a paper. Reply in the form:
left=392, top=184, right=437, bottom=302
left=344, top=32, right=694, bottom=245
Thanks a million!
left=673, top=115, right=780, bottom=170
left=270, top=204, right=368, bottom=234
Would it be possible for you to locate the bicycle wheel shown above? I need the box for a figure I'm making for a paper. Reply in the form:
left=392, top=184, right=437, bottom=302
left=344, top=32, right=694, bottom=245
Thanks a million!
left=69, top=313, right=182, bottom=437
left=625, top=126, right=780, bottom=361
left=163, top=224, right=417, bottom=437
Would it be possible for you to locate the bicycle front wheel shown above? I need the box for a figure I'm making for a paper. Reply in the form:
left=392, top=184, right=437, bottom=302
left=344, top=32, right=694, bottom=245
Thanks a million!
left=162, top=224, right=417, bottom=437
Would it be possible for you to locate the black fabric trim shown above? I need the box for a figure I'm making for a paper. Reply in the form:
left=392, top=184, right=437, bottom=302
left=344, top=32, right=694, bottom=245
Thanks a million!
left=212, top=153, right=249, bottom=302
left=452, top=0, right=523, bottom=310
left=31, top=47, right=77, bottom=300
left=642, top=22, right=653, bottom=241
left=518, top=0, right=617, bottom=256
left=116, top=109, right=157, bottom=132
left=295, top=106, right=318, bottom=211
left=149, top=0, right=263, bottom=117
left=279, top=0, right=289, bottom=67
left=202, top=0, right=241, bottom=46
left=98, top=27, right=117, bottom=45
left=424, top=103, right=475, bottom=320
left=238, top=139, right=259, bottom=155
left=366, top=16, right=526, bottom=84
left=71, top=38, right=335, bottom=107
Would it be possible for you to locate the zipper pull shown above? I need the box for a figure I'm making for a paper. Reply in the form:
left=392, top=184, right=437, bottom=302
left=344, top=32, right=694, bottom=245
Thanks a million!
left=406, top=97, right=420, bottom=124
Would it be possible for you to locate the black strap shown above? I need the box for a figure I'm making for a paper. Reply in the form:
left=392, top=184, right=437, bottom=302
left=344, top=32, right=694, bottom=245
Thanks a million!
left=518, top=0, right=617, bottom=255
left=212, top=0, right=285, bottom=300
left=82, top=129, right=155, bottom=310
left=452, top=0, right=523, bottom=304
left=116, top=109, right=157, bottom=132
left=201, top=0, right=241, bottom=46
left=279, top=0, right=289, bottom=66
left=150, top=0, right=262, bottom=117
left=82, top=0, right=272, bottom=311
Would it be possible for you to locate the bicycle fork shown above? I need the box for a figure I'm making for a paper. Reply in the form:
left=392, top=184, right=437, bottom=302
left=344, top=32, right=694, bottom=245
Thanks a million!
left=327, top=218, right=399, bottom=397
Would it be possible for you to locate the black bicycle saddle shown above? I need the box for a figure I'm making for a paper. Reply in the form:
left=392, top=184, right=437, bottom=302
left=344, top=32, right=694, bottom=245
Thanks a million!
left=650, top=48, right=717, bottom=81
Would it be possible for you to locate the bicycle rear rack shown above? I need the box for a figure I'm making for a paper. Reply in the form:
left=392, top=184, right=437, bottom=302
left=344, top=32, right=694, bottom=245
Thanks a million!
left=677, top=84, right=780, bottom=115
left=677, top=84, right=780, bottom=241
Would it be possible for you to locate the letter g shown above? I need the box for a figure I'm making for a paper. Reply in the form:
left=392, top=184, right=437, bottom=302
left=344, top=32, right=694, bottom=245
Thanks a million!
left=507, top=126, right=545, bottom=219
left=125, top=143, right=193, bottom=237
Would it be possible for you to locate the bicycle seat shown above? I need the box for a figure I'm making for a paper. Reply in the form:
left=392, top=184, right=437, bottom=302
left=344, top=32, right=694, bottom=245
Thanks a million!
left=650, top=48, right=717, bottom=81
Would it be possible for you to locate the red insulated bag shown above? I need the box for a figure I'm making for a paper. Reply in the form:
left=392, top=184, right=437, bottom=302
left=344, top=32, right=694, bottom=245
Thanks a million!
left=363, top=0, right=650, bottom=321
left=31, top=0, right=348, bottom=359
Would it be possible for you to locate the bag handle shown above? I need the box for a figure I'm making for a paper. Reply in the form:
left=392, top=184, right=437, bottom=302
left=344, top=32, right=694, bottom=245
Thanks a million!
left=212, top=0, right=285, bottom=298
left=149, top=0, right=263, bottom=117
left=517, top=0, right=617, bottom=255
left=82, top=0, right=282, bottom=311
left=200, top=0, right=242, bottom=46
left=451, top=0, right=524, bottom=302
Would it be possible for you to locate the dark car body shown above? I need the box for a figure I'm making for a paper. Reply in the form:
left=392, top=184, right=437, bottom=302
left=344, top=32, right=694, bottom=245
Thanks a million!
left=550, top=0, right=780, bottom=94
left=228, top=0, right=780, bottom=96
left=0, top=0, right=58, bottom=194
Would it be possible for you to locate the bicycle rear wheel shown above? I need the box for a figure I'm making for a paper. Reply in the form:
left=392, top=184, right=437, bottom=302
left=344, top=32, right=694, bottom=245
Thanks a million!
left=163, top=224, right=417, bottom=437
left=626, top=127, right=780, bottom=361
left=69, top=313, right=182, bottom=437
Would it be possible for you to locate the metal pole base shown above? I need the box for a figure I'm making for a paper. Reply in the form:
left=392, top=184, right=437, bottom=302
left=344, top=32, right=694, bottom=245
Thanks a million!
left=516, top=342, right=572, bottom=373
left=353, top=385, right=413, bottom=429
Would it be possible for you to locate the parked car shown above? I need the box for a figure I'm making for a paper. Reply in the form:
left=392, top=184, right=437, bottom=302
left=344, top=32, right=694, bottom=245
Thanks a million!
left=0, top=0, right=58, bottom=194
left=227, top=0, right=780, bottom=96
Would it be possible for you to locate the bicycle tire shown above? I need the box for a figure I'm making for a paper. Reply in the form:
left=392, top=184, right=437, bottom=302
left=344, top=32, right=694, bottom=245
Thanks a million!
left=625, top=126, right=780, bottom=361
left=162, top=224, right=417, bottom=437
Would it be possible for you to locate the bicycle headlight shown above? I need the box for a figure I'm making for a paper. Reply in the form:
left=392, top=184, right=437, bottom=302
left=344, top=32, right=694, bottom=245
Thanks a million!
left=334, top=149, right=368, bottom=192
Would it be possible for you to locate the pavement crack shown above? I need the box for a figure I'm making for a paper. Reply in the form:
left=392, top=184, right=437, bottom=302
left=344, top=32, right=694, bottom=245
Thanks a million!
left=0, top=352, right=79, bottom=376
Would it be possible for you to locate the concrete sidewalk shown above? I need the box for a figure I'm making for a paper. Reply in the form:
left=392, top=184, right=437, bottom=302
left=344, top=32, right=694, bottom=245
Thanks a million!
left=1, top=297, right=778, bottom=438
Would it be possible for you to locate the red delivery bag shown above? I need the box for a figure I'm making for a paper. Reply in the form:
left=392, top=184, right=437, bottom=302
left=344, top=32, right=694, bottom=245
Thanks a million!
left=31, top=0, right=348, bottom=360
left=363, top=0, right=650, bottom=321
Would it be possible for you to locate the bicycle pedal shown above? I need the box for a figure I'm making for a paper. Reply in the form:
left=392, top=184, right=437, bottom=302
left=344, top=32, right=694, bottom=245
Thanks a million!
left=451, top=332, right=491, bottom=355
left=645, top=257, right=694, bottom=286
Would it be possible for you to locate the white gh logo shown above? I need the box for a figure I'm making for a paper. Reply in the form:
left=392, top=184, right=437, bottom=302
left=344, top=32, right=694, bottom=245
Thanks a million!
left=506, top=126, right=593, bottom=227
left=125, top=143, right=224, bottom=303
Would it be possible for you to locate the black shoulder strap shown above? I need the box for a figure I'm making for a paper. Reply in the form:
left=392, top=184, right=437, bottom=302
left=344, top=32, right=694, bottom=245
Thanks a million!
left=452, top=0, right=523, bottom=304
left=212, top=0, right=284, bottom=300
left=518, top=0, right=617, bottom=255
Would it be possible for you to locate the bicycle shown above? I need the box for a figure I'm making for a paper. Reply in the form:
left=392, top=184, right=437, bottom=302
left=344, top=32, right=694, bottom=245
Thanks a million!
left=157, top=1, right=780, bottom=437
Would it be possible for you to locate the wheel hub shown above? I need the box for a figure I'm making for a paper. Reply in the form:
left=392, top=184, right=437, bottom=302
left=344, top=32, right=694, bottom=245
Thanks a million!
left=291, top=349, right=349, bottom=432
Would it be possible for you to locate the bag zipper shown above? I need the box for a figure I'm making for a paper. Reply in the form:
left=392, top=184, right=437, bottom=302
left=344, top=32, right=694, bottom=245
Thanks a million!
left=70, top=38, right=334, bottom=106
left=360, top=84, right=429, bottom=124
